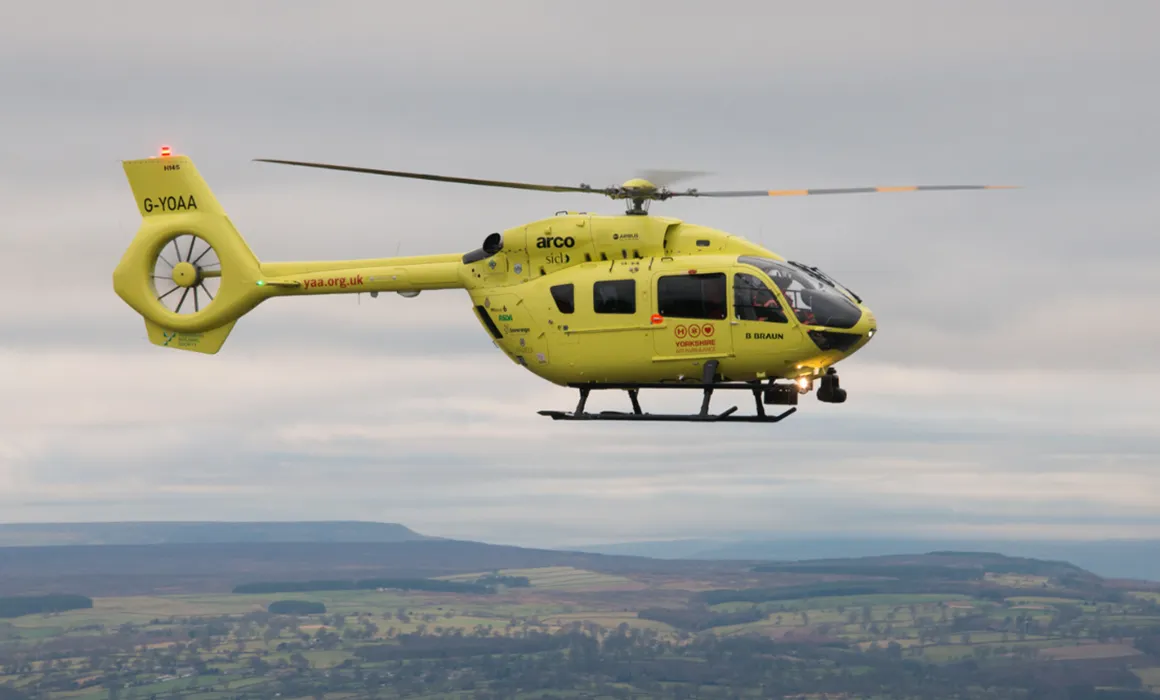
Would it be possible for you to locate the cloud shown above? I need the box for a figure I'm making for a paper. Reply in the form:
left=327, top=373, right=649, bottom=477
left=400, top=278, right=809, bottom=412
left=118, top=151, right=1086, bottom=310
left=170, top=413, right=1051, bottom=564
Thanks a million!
left=3, top=341, right=1157, bottom=546
left=5, top=1, right=1155, bottom=87
left=1, top=0, right=1158, bottom=548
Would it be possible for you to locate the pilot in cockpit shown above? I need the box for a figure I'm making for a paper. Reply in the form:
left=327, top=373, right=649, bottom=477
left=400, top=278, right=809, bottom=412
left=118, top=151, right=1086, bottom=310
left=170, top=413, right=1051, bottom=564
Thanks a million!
left=752, top=288, right=785, bottom=323
left=779, top=287, right=817, bottom=326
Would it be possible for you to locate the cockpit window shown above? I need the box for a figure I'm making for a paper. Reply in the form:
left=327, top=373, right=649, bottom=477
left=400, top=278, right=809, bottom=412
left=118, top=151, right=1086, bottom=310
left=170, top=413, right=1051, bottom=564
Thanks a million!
left=738, top=256, right=863, bottom=329
left=734, top=273, right=787, bottom=323
left=787, top=260, right=862, bottom=304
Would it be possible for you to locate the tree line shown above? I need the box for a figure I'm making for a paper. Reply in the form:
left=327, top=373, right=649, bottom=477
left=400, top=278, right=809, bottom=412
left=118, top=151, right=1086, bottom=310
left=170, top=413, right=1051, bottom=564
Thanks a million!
left=697, top=579, right=1124, bottom=605
left=267, top=600, right=326, bottom=615
left=0, top=594, right=92, bottom=618
left=233, top=577, right=493, bottom=594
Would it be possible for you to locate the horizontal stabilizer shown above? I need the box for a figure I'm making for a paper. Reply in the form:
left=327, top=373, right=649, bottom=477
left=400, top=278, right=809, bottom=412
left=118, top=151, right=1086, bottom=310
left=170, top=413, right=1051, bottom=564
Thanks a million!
left=144, top=318, right=237, bottom=354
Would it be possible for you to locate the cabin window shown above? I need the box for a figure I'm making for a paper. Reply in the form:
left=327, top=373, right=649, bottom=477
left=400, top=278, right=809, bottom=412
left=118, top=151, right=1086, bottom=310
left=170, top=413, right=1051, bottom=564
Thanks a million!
left=657, top=273, right=727, bottom=320
left=734, top=273, right=787, bottom=323
left=550, top=283, right=574, bottom=314
left=593, top=279, right=635, bottom=314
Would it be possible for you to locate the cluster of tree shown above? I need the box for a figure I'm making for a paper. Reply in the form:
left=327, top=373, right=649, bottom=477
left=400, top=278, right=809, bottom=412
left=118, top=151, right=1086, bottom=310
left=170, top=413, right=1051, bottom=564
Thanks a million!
left=270, top=628, right=1160, bottom=699
left=1134, top=625, right=1160, bottom=656
left=267, top=600, right=326, bottom=615
left=924, top=551, right=1095, bottom=578
left=233, top=577, right=493, bottom=594
left=0, top=594, right=92, bottom=618
left=699, top=579, right=1122, bottom=606
left=752, top=562, right=986, bottom=581
left=474, top=574, right=531, bottom=588
left=958, top=655, right=1153, bottom=698
left=356, top=629, right=576, bottom=661
left=636, top=605, right=765, bottom=632
left=2, top=603, right=1159, bottom=700
left=699, top=579, right=955, bottom=604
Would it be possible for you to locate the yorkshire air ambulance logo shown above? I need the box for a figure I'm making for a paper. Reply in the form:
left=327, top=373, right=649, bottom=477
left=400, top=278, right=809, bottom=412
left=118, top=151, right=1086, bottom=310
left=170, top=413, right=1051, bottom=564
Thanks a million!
left=673, top=323, right=714, bottom=339
left=672, top=323, right=716, bottom=354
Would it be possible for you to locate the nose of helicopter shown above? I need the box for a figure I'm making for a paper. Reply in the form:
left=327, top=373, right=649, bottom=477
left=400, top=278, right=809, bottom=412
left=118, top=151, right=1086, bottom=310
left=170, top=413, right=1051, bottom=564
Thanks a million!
left=854, top=307, right=877, bottom=351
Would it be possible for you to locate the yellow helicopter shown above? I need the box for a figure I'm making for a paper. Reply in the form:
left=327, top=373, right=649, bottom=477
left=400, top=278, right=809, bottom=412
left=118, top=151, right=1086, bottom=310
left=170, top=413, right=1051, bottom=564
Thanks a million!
left=113, top=147, right=1012, bottom=423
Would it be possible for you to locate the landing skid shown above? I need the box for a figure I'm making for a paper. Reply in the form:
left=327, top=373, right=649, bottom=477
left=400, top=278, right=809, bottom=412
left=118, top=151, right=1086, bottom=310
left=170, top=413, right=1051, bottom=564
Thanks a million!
left=537, top=360, right=797, bottom=424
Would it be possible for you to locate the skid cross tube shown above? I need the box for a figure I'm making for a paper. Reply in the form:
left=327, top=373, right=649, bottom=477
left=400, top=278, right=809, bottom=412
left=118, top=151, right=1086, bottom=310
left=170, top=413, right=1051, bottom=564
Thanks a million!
left=537, top=371, right=798, bottom=423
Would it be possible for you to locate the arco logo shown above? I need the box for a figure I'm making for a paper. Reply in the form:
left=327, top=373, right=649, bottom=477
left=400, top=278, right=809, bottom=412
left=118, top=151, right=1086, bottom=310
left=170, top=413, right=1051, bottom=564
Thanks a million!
left=536, top=236, right=575, bottom=249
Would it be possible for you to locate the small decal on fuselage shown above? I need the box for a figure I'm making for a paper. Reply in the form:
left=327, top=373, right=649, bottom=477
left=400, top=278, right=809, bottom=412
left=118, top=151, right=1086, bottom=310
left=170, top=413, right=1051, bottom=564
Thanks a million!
left=746, top=332, right=785, bottom=340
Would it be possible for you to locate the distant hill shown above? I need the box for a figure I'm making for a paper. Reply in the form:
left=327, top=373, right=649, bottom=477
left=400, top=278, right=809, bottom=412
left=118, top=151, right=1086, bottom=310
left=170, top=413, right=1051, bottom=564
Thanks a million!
left=566, top=539, right=727, bottom=559
left=564, top=537, right=1160, bottom=582
left=0, top=539, right=745, bottom=597
left=751, top=550, right=1096, bottom=580
left=0, top=533, right=1128, bottom=602
left=0, top=522, right=1151, bottom=601
left=0, top=521, right=432, bottom=547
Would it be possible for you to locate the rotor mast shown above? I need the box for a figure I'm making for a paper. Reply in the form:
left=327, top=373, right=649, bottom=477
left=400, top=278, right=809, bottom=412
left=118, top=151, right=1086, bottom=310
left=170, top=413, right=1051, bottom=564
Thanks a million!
left=616, top=178, right=660, bottom=215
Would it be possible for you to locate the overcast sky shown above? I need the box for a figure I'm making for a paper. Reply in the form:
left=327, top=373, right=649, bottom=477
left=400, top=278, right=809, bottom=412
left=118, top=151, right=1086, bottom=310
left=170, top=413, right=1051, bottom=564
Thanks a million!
left=1, top=0, right=1158, bottom=547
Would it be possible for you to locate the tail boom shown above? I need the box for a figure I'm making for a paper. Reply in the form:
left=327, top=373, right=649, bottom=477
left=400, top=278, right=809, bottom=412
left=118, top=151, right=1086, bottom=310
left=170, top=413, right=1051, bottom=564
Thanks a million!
left=257, top=254, right=464, bottom=296
left=115, top=151, right=468, bottom=354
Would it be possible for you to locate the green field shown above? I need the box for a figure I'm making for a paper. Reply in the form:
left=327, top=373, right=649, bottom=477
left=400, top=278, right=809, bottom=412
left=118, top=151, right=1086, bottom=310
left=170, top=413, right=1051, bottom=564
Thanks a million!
left=1137, top=666, right=1160, bottom=690
left=983, top=572, right=1052, bottom=588
left=691, top=591, right=1160, bottom=667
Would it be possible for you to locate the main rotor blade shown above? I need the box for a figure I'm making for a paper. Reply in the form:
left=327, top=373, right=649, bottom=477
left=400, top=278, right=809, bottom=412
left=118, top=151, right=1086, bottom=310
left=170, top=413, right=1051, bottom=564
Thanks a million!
left=670, top=184, right=1019, bottom=198
left=254, top=159, right=604, bottom=195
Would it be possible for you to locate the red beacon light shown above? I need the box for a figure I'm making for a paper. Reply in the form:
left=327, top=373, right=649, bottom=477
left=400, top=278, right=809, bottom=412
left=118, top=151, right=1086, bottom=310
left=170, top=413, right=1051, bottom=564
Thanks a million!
left=159, top=145, right=172, bottom=157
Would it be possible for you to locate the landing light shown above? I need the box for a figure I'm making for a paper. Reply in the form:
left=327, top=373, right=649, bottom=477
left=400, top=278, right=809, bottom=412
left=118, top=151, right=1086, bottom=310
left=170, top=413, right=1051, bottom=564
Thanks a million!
left=796, top=377, right=810, bottom=390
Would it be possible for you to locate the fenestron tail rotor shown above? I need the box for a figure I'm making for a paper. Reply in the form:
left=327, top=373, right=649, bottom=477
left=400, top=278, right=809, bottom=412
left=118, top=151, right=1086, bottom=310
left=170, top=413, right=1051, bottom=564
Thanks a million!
left=254, top=158, right=1017, bottom=215
left=150, top=233, right=221, bottom=315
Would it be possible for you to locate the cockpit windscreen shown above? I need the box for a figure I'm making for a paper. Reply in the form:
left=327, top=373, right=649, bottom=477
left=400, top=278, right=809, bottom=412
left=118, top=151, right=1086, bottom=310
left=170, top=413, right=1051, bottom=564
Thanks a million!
left=738, top=256, right=863, bottom=329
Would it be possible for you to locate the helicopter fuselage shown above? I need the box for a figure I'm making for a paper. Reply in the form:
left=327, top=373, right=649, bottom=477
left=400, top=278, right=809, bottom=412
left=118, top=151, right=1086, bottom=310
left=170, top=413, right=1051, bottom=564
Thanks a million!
left=450, top=212, right=876, bottom=386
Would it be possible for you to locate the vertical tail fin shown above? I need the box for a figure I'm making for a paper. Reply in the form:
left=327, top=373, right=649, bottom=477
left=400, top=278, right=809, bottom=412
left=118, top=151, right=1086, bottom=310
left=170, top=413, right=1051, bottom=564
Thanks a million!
left=115, top=149, right=472, bottom=354
left=114, top=151, right=266, bottom=353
